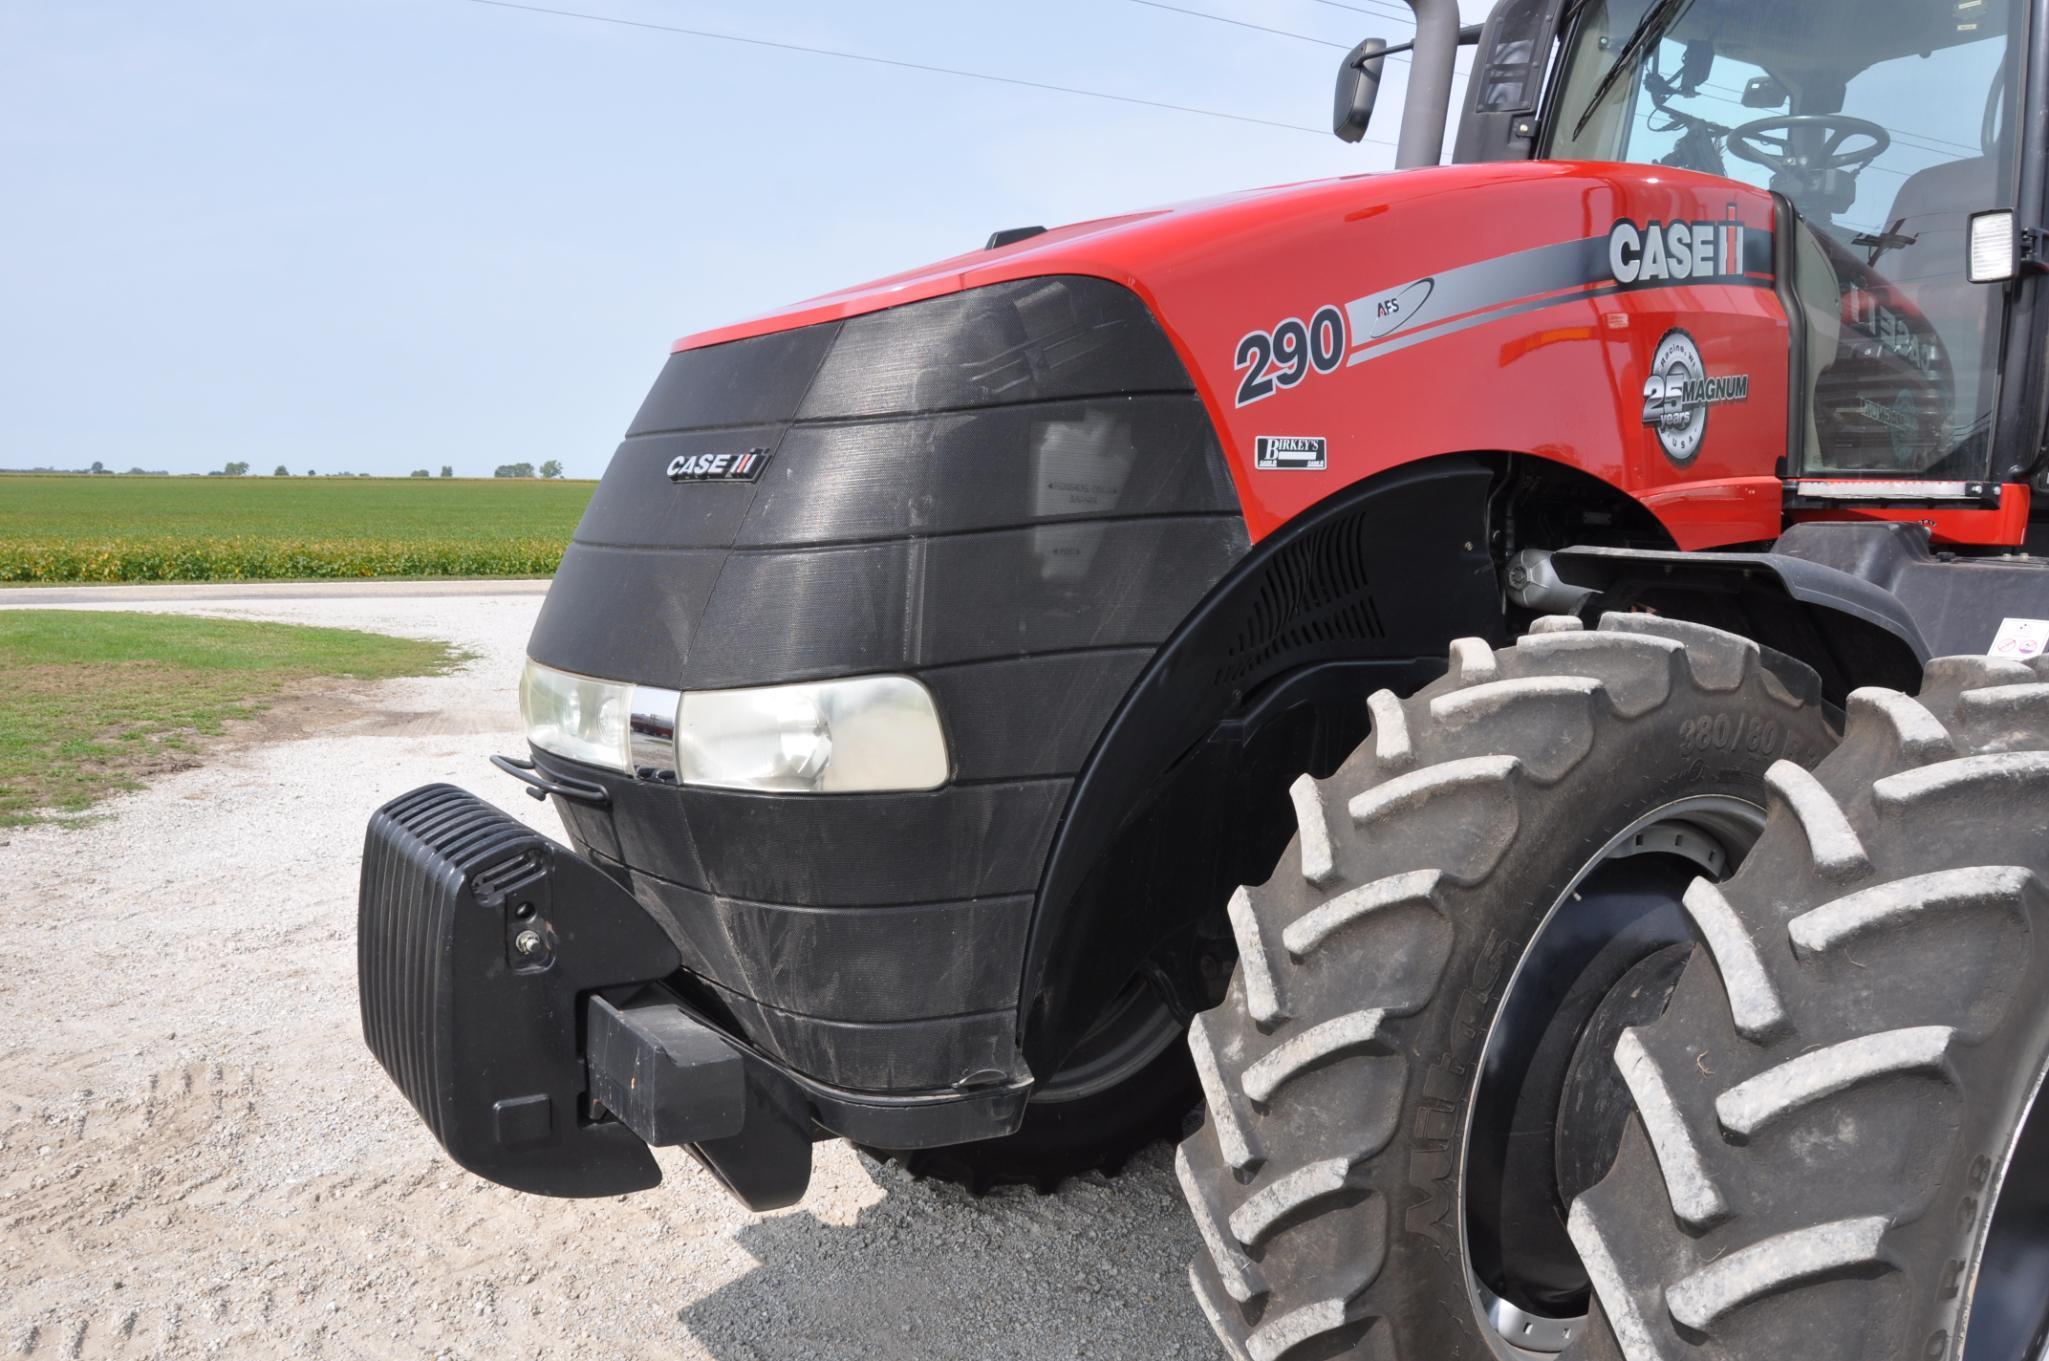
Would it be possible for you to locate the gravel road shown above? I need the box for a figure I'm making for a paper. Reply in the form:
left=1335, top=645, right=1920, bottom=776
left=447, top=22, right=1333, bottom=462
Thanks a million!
left=0, top=584, right=1216, bottom=1360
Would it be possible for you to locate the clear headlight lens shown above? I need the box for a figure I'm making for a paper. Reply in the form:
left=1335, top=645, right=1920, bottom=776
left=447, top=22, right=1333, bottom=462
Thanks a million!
left=519, top=660, right=634, bottom=772
left=677, top=676, right=949, bottom=793
left=519, top=661, right=950, bottom=793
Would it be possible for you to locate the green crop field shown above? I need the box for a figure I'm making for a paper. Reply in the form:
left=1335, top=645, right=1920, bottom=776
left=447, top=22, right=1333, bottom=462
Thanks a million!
left=0, top=474, right=596, bottom=582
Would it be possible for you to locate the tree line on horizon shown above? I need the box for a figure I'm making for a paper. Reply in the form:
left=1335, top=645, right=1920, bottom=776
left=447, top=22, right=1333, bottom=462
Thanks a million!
left=11, top=460, right=572, bottom=479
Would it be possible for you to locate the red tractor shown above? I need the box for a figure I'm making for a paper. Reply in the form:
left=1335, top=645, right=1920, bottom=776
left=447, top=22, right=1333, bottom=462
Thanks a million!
left=359, top=0, right=2049, bottom=1356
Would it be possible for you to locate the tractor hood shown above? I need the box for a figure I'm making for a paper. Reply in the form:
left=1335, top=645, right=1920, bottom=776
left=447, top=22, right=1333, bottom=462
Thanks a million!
left=673, top=172, right=1403, bottom=363
left=670, top=161, right=1791, bottom=547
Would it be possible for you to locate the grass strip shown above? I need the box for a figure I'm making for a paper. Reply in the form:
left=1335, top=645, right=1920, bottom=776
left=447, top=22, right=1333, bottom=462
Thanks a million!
left=0, top=610, right=463, bottom=827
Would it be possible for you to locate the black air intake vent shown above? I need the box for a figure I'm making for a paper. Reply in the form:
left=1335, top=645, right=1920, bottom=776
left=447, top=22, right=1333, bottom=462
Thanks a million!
left=1213, top=511, right=1387, bottom=690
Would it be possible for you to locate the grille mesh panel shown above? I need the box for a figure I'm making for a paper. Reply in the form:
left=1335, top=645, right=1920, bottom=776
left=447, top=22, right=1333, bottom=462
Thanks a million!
left=1212, top=509, right=1387, bottom=690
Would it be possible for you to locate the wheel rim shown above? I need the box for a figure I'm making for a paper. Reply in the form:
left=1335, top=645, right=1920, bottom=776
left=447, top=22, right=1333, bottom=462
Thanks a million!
left=1965, top=1055, right=2049, bottom=1360
left=1031, top=974, right=1184, bottom=1105
left=1457, top=796, right=1768, bottom=1360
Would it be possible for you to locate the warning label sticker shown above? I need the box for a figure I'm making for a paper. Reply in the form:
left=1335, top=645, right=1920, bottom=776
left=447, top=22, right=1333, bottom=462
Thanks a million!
left=1988, top=617, right=2049, bottom=660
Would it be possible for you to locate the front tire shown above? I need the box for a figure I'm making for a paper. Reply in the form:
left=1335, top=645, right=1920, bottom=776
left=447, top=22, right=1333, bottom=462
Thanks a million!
left=1175, top=615, right=1835, bottom=1360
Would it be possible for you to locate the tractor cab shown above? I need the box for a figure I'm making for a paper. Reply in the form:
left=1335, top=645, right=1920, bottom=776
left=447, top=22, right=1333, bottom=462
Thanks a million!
left=1355, top=0, right=2048, bottom=534
left=1549, top=0, right=2026, bottom=499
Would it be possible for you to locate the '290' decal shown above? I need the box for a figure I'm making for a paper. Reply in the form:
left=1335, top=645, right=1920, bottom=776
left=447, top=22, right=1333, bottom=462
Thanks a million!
left=1234, top=305, right=1347, bottom=407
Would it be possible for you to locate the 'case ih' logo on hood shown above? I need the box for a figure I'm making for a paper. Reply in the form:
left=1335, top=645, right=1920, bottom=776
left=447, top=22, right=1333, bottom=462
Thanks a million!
left=667, top=448, right=770, bottom=483
left=1610, top=210, right=1747, bottom=285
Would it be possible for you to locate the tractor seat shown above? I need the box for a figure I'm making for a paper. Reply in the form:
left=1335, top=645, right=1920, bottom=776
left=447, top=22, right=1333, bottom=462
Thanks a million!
left=1878, top=156, right=1998, bottom=284
left=1874, top=156, right=2001, bottom=393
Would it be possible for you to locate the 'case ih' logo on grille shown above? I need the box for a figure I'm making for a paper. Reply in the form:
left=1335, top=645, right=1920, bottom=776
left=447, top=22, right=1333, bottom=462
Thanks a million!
left=667, top=448, right=770, bottom=483
left=1255, top=436, right=1328, bottom=472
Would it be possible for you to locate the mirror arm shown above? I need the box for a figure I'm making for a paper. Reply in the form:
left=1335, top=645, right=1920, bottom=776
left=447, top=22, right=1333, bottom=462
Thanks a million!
left=1372, top=23, right=1483, bottom=61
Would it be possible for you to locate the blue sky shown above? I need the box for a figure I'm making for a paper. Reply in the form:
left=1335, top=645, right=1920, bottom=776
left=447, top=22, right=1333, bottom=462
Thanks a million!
left=2, top=0, right=1487, bottom=477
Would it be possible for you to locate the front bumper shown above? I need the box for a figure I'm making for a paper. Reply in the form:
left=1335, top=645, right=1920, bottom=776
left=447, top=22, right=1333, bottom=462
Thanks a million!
left=357, top=783, right=1026, bottom=1204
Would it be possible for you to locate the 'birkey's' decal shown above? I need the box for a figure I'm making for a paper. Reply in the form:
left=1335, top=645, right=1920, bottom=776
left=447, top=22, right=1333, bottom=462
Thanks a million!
left=1255, top=436, right=1329, bottom=472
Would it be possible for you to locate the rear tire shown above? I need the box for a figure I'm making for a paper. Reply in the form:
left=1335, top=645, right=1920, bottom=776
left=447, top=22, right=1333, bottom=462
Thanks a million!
left=1174, top=614, right=1835, bottom=1360
left=1566, top=654, right=2049, bottom=1361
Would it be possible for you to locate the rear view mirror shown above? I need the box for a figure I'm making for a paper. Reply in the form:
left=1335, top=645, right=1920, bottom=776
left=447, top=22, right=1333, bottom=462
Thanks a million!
left=1334, top=38, right=1390, bottom=143
left=1742, top=75, right=1789, bottom=108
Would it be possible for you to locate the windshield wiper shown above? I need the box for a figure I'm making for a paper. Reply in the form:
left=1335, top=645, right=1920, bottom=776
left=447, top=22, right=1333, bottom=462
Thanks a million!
left=1572, top=0, right=1698, bottom=139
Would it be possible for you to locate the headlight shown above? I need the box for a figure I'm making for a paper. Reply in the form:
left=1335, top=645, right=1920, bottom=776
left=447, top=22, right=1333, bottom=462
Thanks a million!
left=519, top=660, right=634, bottom=772
left=520, top=661, right=949, bottom=794
left=677, top=676, right=949, bottom=793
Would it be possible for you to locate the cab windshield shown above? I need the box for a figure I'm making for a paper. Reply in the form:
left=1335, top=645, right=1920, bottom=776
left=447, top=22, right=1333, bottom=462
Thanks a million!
left=1548, top=0, right=2024, bottom=478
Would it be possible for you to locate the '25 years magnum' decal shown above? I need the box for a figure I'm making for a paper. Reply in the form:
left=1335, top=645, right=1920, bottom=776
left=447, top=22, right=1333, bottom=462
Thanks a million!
left=1234, top=305, right=1348, bottom=407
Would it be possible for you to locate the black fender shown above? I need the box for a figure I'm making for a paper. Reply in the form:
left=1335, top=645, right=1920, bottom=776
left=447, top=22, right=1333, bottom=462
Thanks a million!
left=1547, top=521, right=2049, bottom=702
left=1021, top=501, right=2049, bottom=1075
left=1019, top=456, right=1504, bottom=1074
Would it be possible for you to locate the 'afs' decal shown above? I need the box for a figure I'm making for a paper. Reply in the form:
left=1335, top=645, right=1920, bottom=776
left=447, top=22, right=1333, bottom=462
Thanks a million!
left=1255, top=436, right=1328, bottom=471
left=668, top=448, right=770, bottom=483
left=1367, top=279, right=1436, bottom=339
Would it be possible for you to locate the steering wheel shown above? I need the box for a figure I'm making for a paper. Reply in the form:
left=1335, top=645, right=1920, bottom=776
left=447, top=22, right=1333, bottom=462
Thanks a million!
left=1726, top=114, right=1891, bottom=177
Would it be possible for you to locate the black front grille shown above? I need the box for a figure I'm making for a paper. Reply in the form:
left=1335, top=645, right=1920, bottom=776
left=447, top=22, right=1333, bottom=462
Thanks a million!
left=519, top=276, right=1252, bottom=1095
left=530, top=277, right=1244, bottom=693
